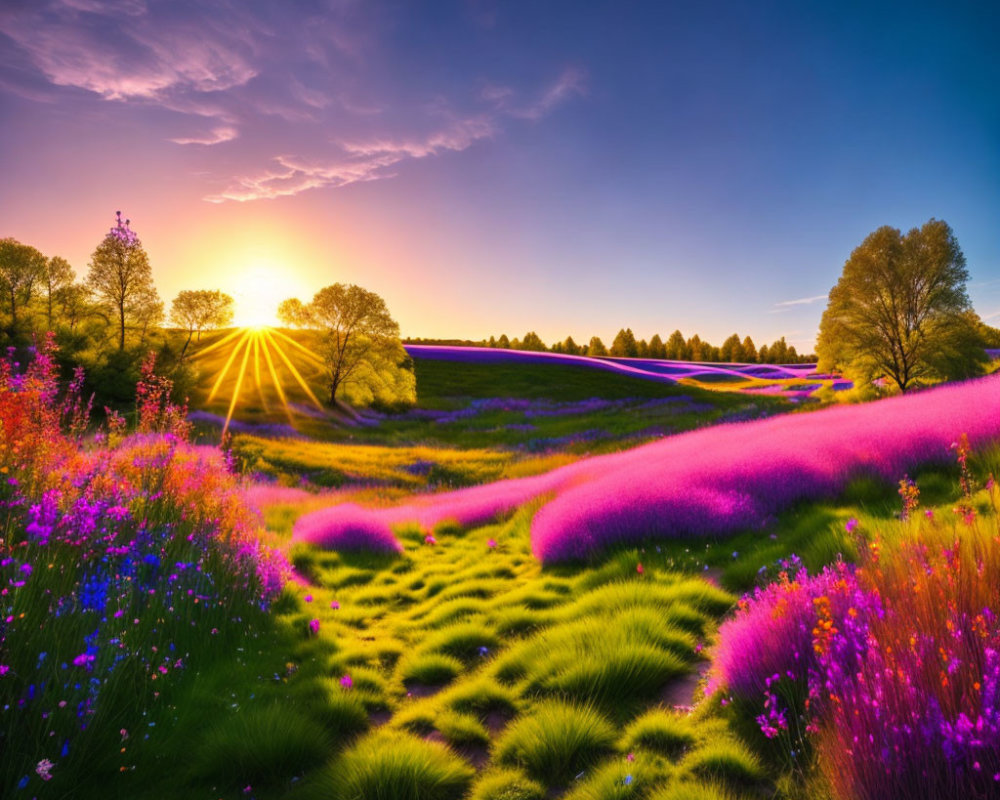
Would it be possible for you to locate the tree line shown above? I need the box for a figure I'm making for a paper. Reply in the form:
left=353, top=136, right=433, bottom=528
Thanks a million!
left=0, top=212, right=234, bottom=406
left=408, top=329, right=815, bottom=364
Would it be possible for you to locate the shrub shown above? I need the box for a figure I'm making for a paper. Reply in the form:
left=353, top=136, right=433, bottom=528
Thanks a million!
left=320, top=730, right=474, bottom=800
left=189, top=704, right=331, bottom=787
left=468, top=768, right=546, bottom=800
left=494, top=701, right=617, bottom=784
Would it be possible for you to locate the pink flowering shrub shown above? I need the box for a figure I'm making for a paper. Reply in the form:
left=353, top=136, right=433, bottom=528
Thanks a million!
left=0, top=341, right=288, bottom=794
left=711, top=467, right=1000, bottom=800
left=292, top=503, right=403, bottom=553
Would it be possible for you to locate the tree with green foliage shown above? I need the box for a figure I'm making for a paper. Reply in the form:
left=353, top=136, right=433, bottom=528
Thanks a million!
left=86, top=212, right=157, bottom=351
left=741, top=335, right=757, bottom=363
left=665, top=330, right=687, bottom=360
left=497, top=334, right=510, bottom=349
left=686, top=334, right=704, bottom=361
left=587, top=336, right=607, bottom=356
left=720, top=333, right=743, bottom=362
left=647, top=333, right=666, bottom=359
left=279, top=283, right=403, bottom=407
left=0, top=237, right=45, bottom=333
left=171, top=289, right=235, bottom=355
left=39, top=256, right=75, bottom=331
left=519, top=331, right=547, bottom=351
left=610, top=328, right=638, bottom=357
left=817, top=219, right=985, bottom=391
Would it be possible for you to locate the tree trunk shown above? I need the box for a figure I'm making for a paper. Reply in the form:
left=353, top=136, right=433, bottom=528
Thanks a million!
left=180, top=329, right=193, bottom=358
left=119, top=304, right=126, bottom=351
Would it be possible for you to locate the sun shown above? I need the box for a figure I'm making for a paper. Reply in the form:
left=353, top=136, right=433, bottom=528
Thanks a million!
left=229, top=263, right=297, bottom=328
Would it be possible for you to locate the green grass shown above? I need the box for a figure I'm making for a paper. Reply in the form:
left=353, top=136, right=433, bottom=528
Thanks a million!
left=621, top=710, right=698, bottom=758
left=188, top=704, right=333, bottom=788
left=315, top=730, right=475, bottom=800
left=468, top=768, right=547, bottom=800
left=493, top=701, right=618, bottom=784
left=399, top=652, right=465, bottom=685
left=492, top=612, right=691, bottom=718
left=682, top=738, right=767, bottom=786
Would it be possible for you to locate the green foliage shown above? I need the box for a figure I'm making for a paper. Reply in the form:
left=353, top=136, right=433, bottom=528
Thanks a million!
left=817, top=218, right=985, bottom=391
left=494, top=700, right=617, bottom=784
left=621, top=710, right=697, bottom=758
left=648, top=781, right=742, bottom=800
left=0, top=237, right=46, bottom=333
left=170, top=289, right=233, bottom=354
left=682, top=739, right=766, bottom=786
left=493, top=611, right=690, bottom=716
left=318, top=730, right=475, bottom=800
left=611, top=327, right=639, bottom=357
left=436, top=709, right=491, bottom=746
left=189, top=704, right=332, bottom=788
left=278, top=283, right=412, bottom=407
left=399, top=652, right=465, bottom=685
left=86, top=211, right=158, bottom=352
left=469, top=768, right=547, bottom=800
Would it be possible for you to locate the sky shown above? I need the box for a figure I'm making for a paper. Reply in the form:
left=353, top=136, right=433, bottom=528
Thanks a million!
left=1, top=0, right=998, bottom=349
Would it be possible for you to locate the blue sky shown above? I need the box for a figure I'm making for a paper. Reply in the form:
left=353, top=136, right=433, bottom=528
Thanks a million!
left=1, top=0, right=997, bottom=347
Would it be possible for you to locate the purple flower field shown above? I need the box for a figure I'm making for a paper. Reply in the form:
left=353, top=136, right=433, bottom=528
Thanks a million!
left=293, top=373, right=1000, bottom=562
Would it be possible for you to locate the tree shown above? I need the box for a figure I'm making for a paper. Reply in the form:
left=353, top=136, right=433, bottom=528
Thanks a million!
left=686, top=334, right=704, bottom=361
left=39, top=256, right=75, bottom=331
left=720, top=333, right=743, bottom=363
left=0, top=238, right=45, bottom=332
left=497, top=334, right=510, bottom=349
left=171, top=289, right=235, bottom=355
left=279, top=283, right=402, bottom=407
left=610, top=328, right=638, bottom=357
left=133, top=286, right=164, bottom=344
left=587, top=336, right=607, bottom=356
left=741, top=336, right=758, bottom=363
left=562, top=336, right=580, bottom=355
left=817, top=219, right=985, bottom=391
left=86, top=211, right=156, bottom=351
left=648, top=334, right=666, bottom=359
left=665, top=330, right=687, bottom=360
left=519, top=331, right=547, bottom=351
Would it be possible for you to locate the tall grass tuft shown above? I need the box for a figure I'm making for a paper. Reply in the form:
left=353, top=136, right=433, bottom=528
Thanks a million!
left=494, top=700, right=617, bottom=784
left=319, top=730, right=475, bottom=800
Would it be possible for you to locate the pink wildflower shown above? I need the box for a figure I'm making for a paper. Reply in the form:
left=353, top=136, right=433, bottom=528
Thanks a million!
left=36, top=759, right=54, bottom=781
left=340, top=674, right=353, bottom=689
left=308, top=618, right=320, bottom=635
left=424, top=535, right=437, bottom=545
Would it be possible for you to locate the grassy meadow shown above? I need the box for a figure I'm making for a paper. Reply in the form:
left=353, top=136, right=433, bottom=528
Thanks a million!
left=4, top=335, right=1000, bottom=800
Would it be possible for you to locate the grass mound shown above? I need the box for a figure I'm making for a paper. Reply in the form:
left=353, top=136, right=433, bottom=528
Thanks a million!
left=318, top=730, right=475, bottom=800
left=468, top=768, right=547, bottom=800
left=189, top=704, right=332, bottom=788
left=493, top=701, right=617, bottom=784
left=621, top=710, right=697, bottom=758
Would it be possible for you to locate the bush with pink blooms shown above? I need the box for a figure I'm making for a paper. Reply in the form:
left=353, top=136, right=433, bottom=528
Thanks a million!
left=710, top=454, right=1000, bottom=800
left=0, top=340, right=288, bottom=796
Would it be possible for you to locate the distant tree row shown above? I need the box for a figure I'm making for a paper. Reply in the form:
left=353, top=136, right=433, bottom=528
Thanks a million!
left=408, top=330, right=814, bottom=364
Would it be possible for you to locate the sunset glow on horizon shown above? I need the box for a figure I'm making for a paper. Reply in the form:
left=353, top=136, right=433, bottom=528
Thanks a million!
left=1, top=1, right=998, bottom=350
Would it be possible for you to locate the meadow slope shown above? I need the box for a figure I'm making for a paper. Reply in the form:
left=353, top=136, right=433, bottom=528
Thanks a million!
left=294, top=373, right=1000, bottom=562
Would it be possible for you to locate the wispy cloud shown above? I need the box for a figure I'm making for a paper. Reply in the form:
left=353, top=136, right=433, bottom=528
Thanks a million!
left=774, top=294, right=828, bottom=308
left=768, top=294, right=827, bottom=313
left=0, top=2, right=587, bottom=203
left=169, top=126, right=238, bottom=146
left=207, top=115, right=496, bottom=202
left=484, top=66, right=588, bottom=121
